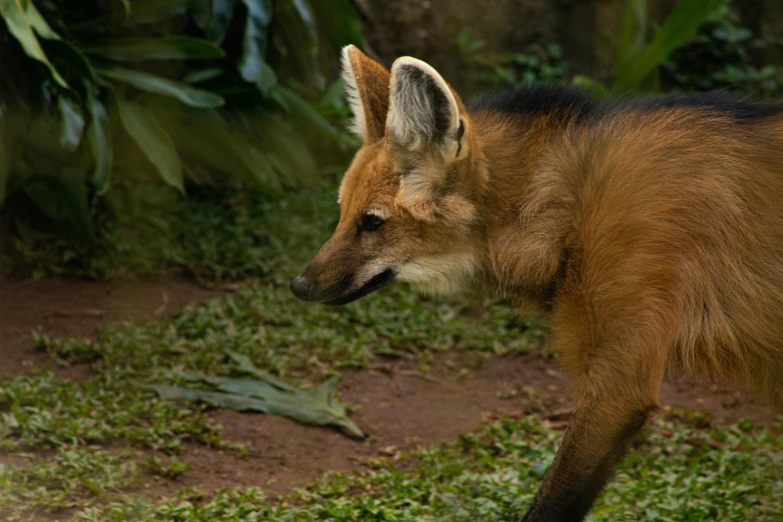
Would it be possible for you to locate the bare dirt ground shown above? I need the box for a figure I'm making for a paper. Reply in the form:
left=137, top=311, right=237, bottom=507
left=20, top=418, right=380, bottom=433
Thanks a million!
left=1, top=277, right=779, bottom=501
left=0, top=278, right=221, bottom=379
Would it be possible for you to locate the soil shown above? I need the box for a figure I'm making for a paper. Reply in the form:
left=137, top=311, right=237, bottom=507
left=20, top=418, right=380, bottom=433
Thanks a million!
left=0, top=277, right=779, bottom=503
left=0, top=278, right=221, bottom=379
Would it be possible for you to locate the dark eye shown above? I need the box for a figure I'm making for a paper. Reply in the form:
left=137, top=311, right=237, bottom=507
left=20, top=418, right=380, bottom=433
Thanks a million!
left=359, top=213, right=384, bottom=232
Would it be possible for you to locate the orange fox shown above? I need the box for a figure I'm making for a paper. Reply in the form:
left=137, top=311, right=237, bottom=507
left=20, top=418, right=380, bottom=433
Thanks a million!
left=291, top=45, right=783, bottom=521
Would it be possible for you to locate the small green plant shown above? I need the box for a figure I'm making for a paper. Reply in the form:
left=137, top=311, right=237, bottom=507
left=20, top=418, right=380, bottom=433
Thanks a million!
left=457, top=28, right=567, bottom=89
left=661, top=1, right=783, bottom=99
left=146, top=455, right=192, bottom=479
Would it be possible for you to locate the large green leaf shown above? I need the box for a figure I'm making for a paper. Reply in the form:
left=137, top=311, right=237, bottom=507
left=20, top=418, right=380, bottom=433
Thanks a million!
left=277, top=0, right=319, bottom=87
left=237, top=0, right=271, bottom=82
left=256, top=61, right=277, bottom=94
left=117, top=99, right=183, bottom=192
left=86, top=89, right=112, bottom=195
left=182, top=67, right=225, bottom=84
left=616, top=0, right=647, bottom=70
left=204, top=0, right=236, bottom=43
left=50, top=40, right=98, bottom=85
left=274, top=85, right=340, bottom=141
left=100, top=67, right=224, bottom=108
left=22, top=0, right=61, bottom=40
left=0, top=124, right=8, bottom=205
left=83, top=37, right=224, bottom=61
left=141, top=351, right=365, bottom=439
left=0, top=0, right=68, bottom=88
left=293, top=0, right=319, bottom=83
left=151, top=102, right=279, bottom=188
left=309, top=0, right=364, bottom=48
left=57, top=94, right=85, bottom=151
left=232, top=106, right=318, bottom=186
left=614, top=0, right=723, bottom=91
left=226, top=350, right=297, bottom=391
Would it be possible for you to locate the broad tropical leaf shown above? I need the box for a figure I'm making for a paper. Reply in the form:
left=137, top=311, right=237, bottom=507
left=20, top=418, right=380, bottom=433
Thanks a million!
left=117, top=99, right=183, bottom=192
left=50, top=40, right=98, bottom=85
left=83, top=37, right=224, bottom=61
left=204, top=0, right=236, bottom=42
left=276, top=0, right=319, bottom=87
left=0, top=0, right=69, bottom=88
left=275, top=85, right=340, bottom=141
left=22, top=0, right=61, bottom=40
left=615, top=0, right=723, bottom=91
left=100, top=67, right=225, bottom=108
left=152, top=103, right=279, bottom=188
left=57, top=94, right=85, bottom=151
left=616, top=0, right=647, bottom=68
left=86, top=89, right=112, bottom=195
left=226, top=350, right=297, bottom=391
left=182, top=67, right=225, bottom=84
left=309, top=0, right=364, bottom=48
left=141, top=351, right=365, bottom=439
left=237, top=0, right=271, bottom=82
left=256, top=61, right=277, bottom=94
left=0, top=124, right=8, bottom=205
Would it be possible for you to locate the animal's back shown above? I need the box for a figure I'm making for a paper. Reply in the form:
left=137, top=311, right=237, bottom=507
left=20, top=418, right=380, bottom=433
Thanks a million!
left=555, top=95, right=783, bottom=406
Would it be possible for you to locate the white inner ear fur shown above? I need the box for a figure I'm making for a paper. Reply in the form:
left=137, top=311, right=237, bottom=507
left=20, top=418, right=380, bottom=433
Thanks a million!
left=341, top=46, right=366, bottom=140
left=387, top=57, right=460, bottom=149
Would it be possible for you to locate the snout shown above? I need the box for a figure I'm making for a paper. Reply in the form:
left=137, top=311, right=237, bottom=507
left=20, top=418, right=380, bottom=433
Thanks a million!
left=291, top=231, right=397, bottom=305
left=290, top=267, right=396, bottom=305
left=289, top=275, right=314, bottom=301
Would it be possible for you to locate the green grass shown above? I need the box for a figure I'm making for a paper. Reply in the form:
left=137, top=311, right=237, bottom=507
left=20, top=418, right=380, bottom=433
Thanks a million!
left=0, top=183, right=541, bottom=519
left=1, top=185, right=781, bottom=520
left=63, top=417, right=783, bottom=521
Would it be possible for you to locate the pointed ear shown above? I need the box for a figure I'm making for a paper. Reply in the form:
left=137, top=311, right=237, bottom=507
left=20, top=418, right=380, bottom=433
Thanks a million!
left=387, top=57, right=462, bottom=151
left=341, top=45, right=391, bottom=144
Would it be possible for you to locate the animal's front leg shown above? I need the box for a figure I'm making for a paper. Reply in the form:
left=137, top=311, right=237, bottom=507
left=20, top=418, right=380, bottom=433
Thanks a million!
left=521, top=398, right=656, bottom=521
left=520, top=292, right=670, bottom=521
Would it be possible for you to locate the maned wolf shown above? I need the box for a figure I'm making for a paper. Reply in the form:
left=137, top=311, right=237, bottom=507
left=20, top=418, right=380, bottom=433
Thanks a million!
left=290, top=45, right=783, bottom=521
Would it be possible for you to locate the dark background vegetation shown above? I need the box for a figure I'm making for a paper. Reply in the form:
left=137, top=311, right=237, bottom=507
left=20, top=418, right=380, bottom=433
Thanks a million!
left=1, top=0, right=783, bottom=279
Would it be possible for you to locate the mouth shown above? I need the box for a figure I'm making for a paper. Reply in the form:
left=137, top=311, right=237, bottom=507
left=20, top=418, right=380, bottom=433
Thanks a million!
left=324, top=269, right=396, bottom=305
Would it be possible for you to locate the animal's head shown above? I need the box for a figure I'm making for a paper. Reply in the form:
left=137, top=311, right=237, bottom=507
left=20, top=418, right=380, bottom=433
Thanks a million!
left=291, top=46, right=485, bottom=305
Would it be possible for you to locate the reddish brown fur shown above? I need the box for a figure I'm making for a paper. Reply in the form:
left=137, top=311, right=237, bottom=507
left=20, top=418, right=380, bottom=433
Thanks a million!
left=293, top=47, right=783, bottom=521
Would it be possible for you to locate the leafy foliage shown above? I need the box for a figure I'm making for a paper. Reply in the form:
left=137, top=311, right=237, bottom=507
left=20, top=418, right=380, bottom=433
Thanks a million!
left=661, top=1, right=783, bottom=99
left=455, top=0, right=725, bottom=98
left=0, top=0, right=362, bottom=248
left=614, top=0, right=724, bottom=92
left=573, top=0, right=724, bottom=96
left=456, top=28, right=567, bottom=90
left=143, top=350, right=366, bottom=439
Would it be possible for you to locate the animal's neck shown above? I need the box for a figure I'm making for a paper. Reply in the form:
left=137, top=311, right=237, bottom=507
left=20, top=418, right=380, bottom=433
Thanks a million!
left=470, top=113, right=580, bottom=312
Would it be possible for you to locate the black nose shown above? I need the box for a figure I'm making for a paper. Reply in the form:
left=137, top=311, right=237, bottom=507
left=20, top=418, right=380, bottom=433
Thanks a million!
left=290, top=275, right=312, bottom=300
